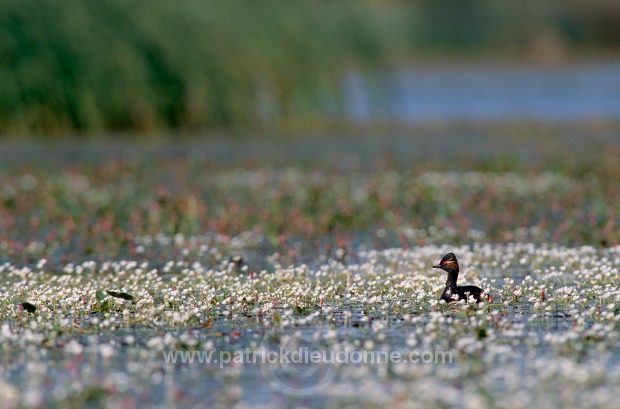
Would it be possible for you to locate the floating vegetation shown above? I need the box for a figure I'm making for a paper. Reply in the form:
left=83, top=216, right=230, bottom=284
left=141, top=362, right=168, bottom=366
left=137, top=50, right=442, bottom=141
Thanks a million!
left=0, top=138, right=619, bottom=407
left=1, top=237, right=619, bottom=407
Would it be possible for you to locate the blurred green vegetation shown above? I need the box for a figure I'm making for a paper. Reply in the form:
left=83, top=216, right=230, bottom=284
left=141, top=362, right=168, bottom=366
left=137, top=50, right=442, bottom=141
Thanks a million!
left=1, top=0, right=619, bottom=136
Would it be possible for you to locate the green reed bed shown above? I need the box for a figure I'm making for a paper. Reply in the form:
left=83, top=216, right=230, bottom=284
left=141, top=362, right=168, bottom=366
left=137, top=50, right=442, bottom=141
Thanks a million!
left=2, top=1, right=617, bottom=135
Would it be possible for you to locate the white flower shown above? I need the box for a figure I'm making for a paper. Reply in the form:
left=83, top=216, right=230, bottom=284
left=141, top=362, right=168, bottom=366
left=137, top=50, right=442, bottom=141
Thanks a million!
left=98, top=343, right=115, bottom=358
left=65, top=339, right=83, bottom=355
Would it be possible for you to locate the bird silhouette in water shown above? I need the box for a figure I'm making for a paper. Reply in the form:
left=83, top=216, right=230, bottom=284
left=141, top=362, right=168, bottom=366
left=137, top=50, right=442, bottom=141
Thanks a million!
left=433, top=253, right=483, bottom=303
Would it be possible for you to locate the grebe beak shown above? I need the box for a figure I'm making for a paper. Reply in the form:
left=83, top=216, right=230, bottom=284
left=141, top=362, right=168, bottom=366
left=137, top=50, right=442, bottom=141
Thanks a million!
left=432, top=264, right=442, bottom=269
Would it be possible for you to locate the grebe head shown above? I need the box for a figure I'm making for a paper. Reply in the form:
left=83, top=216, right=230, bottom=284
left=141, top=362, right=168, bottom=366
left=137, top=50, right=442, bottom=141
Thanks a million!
left=432, top=252, right=459, bottom=272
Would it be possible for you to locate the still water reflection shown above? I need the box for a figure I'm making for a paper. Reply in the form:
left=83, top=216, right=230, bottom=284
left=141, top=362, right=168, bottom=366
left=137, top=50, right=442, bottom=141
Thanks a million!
left=344, top=61, right=620, bottom=123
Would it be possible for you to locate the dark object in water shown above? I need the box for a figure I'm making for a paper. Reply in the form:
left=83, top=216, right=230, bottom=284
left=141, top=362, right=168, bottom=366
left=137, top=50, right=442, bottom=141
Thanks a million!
left=433, top=253, right=483, bottom=303
left=19, top=302, right=37, bottom=313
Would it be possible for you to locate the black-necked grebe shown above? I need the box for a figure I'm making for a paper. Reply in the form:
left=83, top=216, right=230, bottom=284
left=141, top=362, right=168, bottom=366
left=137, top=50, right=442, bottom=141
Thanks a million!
left=433, top=253, right=483, bottom=303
